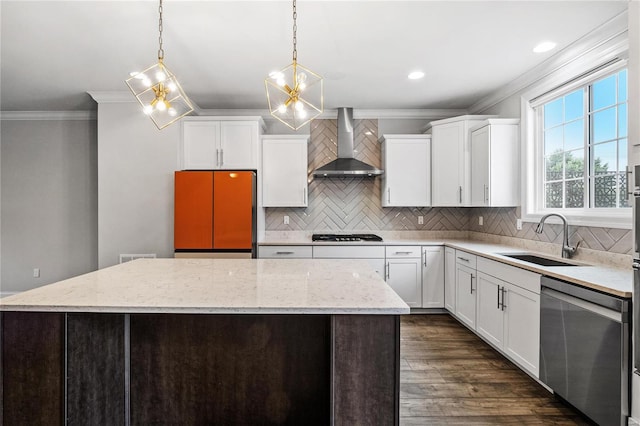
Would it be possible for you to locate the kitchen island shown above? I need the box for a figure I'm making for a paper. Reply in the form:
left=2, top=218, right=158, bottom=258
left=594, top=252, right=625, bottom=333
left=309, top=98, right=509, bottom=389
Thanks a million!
left=0, top=258, right=409, bottom=425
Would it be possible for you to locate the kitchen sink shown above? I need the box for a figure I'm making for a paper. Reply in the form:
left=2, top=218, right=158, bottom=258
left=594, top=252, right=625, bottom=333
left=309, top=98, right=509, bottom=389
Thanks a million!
left=499, top=253, right=580, bottom=267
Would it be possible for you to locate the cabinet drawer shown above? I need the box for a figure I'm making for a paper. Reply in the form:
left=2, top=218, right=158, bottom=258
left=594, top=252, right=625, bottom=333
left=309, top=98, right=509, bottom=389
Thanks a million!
left=385, top=246, right=421, bottom=258
left=313, top=245, right=385, bottom=259
left=455, top=250, right=477, bottom=269
left=258, top=245, right=312, bottom=259
left=477, top=257, right=541, bottom=294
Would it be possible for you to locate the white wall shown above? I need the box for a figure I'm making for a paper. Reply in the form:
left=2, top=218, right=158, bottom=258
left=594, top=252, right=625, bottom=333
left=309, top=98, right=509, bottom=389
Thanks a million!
left=96, top=102, right=179, bottom=268
left=1, top=119, right=98, bottom=294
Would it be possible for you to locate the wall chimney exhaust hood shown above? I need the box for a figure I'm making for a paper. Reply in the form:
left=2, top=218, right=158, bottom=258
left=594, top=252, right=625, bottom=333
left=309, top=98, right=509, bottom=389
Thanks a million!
left=312, top=108, right=383, bottom=177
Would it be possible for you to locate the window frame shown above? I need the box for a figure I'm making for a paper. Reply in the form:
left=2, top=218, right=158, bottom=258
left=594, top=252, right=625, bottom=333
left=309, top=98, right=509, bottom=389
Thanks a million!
left=522, top=59, right=631, bottom=229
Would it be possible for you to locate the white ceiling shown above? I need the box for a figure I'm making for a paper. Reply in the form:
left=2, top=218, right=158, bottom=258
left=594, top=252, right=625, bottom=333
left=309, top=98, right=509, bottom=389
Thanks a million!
left=0, top=0, right=629, bottom=112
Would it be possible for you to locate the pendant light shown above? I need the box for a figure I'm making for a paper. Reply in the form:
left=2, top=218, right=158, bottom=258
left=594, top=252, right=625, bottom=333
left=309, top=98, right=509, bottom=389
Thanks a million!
left=265, top=0, right=323, bottom=130
left=126, top=0, right=193, bottom=130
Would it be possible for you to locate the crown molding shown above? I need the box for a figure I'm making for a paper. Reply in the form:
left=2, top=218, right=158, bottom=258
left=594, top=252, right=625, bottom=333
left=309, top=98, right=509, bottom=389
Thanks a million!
left=468, top=10, right=629, bottom=114
left=87, top=91, right=136, bottom=103
left=197, top=108, right=466, bottom=121
left=0, top=111, right=96, bottom=121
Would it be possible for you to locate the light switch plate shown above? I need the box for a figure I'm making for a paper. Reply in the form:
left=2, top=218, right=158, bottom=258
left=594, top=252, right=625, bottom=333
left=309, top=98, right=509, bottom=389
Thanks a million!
left=418, top=216, right=424, bottom=225
left=33, top=268, right=40, bottom=278
left=516, top=219, right=523, bottom=230
left=283, top=215, right=290, bottom=225
left=478, top=216, right=483, bottom=226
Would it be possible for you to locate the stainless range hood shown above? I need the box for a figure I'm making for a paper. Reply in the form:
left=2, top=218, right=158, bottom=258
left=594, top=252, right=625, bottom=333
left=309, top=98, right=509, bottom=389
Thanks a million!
left=312, top=108, right=383, bottom=177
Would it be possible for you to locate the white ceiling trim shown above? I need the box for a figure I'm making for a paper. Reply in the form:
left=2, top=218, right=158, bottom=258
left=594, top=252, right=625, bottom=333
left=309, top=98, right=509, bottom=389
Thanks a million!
left=468, top=10, right=629, bottom=114
left=0, top=111, right=96, bottom=121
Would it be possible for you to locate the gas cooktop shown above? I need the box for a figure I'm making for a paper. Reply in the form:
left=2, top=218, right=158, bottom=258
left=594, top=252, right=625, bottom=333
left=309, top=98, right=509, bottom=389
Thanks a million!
left=312, top=233, right=383, bottom=242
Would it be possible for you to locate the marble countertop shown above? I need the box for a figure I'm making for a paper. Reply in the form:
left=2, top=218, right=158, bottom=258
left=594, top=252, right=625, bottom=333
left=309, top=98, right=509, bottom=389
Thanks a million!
left=259, top=239, right=633, bottom=298
left=0, top=258, right=410, bottom=314
left=444, top=241, right=632, bottom=298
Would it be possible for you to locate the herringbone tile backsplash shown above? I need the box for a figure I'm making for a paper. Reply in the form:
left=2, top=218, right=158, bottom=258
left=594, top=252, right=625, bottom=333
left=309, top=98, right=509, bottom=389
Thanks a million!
left=265, top=119, right=632, bottom=255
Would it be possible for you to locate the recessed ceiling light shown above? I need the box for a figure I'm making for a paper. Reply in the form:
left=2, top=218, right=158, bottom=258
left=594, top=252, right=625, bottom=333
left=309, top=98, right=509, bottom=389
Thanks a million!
left=408, top=71, right=425, bottom=80
left=533, top=41, right=557, bottom=53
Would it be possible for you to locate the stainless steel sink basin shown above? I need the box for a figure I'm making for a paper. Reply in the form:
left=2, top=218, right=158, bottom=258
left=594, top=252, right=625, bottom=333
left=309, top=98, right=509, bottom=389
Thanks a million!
left=499, top=253, right=580, bottom=267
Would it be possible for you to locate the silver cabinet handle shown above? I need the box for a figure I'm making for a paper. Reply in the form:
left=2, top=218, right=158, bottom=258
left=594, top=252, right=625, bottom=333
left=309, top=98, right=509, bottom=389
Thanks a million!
left=470, top=274, right=475, bottom=294
left=275, top=251, right=294, bottom=255
left=220, top=149, right=224, bottom=166
left=394, top=251, right=413, bottom=255
left=216, top=149, right=221, bottom=167
left=626, top=166, right=634, bottom=197
left=303, top=187, right=307, bottom=204
left=387, top=188, right=391, bottom=203
left=386, top=262, right=390, bottom=280
left=423, top=250, right=427, bottom=267
left=484, top=184, right=489, bottom=204
left=459, top=186, right=462, bottom=204
left=497, top=284, right=501, bottom=309
left=457, top=256, right=470, bottom=262
left=501, top=287, right=507, bottom=311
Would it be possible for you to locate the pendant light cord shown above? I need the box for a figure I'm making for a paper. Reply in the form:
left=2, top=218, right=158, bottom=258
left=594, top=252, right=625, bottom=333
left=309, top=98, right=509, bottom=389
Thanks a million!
left=158, top=0, right=164, bottom=61
left=292, top=0, right=297, bottom=63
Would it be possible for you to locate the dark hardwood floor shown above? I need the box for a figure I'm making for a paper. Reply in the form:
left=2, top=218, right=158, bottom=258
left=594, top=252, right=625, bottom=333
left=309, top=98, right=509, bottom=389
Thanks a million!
left=400, top=314, right=591, bottom=425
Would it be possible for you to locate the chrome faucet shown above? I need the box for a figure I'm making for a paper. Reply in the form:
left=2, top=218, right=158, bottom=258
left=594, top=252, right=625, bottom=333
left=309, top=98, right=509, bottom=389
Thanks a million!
left=535, top=213, right=578, bottom=259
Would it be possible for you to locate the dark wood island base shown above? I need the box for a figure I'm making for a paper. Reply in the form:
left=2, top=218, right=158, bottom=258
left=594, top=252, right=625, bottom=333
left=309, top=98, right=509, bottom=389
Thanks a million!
left=1, top=312, right=400, bottom=425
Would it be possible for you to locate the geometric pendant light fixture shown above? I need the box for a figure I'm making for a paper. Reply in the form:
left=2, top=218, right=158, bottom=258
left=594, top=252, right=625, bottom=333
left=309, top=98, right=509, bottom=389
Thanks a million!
left=265, top=0, right=323, bottom=131
left=126, top=0, right=194, bottom=130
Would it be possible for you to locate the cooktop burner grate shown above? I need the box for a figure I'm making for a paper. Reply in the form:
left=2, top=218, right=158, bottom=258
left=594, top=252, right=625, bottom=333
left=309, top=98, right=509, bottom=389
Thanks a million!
left=312, top=233, right=383, bottom=242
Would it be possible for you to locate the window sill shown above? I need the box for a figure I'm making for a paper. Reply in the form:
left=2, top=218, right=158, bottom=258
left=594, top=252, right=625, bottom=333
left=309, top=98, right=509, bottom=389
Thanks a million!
left=521, top=209, right=631, bottom=229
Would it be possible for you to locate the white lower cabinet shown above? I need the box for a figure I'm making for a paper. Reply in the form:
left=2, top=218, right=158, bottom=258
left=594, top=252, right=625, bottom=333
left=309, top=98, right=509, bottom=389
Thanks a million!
left=385, top=246, right=422, bottom=308
left=422, top=246, right=444, bottom=308
left=312, top=245, right=386, bottom=280
left=476, top=272, right=506, bottom=348
left=454, top=251, right=477, bottom=329
left=444, top=247, right=456, bottom=313
left=503, top=282, right=540, bottom=377
left=476, top=257, right=541, bottom=377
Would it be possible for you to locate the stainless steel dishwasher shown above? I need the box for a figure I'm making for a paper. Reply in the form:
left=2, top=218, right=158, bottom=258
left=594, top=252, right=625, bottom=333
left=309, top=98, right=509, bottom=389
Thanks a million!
left=539, top=276, right=630, bottom=426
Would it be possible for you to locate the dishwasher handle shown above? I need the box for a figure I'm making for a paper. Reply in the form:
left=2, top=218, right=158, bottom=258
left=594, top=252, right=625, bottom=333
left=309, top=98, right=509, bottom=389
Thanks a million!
left=542, top=287, right=623, bottom=323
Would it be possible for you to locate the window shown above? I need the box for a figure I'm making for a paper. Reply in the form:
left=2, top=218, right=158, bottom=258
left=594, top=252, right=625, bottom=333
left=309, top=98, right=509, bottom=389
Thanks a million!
left=539, top=69, right=628, bottom=211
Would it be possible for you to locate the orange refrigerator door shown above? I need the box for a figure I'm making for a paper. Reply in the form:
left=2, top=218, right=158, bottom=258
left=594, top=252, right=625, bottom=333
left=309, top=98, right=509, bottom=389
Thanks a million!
left=174, top=171, right=214, bottom=249
left=213, top=171, right=255, bottom=250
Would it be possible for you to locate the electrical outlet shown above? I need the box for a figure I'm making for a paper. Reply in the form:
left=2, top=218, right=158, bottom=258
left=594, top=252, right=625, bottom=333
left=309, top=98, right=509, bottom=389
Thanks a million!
left=33, top=268, right=40, bottom=278
left=516, top=218, right=523, bottom=230
left=418, top=216, right=424, bottom=225
left=478, top=216, right=483, bottom=226
left=283, top=215, right=290, bottom=225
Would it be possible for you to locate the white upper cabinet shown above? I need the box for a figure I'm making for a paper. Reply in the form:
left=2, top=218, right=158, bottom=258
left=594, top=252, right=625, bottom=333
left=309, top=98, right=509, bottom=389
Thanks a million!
left=262, top=135, right=309, bottom=207
left=470, top=119, right=520, bottom=207
left=180, top=117, right=264, bottom=170
left=429, top=115, right=494, bottom=206
left=380, top=135, right=430, bottom=207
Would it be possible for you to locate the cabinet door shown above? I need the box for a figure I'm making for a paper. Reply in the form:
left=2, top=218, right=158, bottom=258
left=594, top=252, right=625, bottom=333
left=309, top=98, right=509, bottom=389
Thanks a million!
left=365, top=258, right=386, bottom=280
left=386, top=259, right=422, bottom=307
left=262, top=138, right=308, bottom=207
left=174, top=171, right=214, bottom=249
left=422, top=247, right=444, bottom=308
left=219, top=121, right=259, bottom=169
left=382, top=138, right=430, bottom=207
left=444, top=248, right=456, bottom=313
left=181, top=121, right=220, bottom=170
left=212, top=171, right=254, bottom=250
left=431, top=123, right=463, bottom=206
left=470, top=126, right=490, bottom=206
left=455, top=264, right=476, bottom=329
left=476, top=272, right=505, bottom=349
left=504, top=283, right=540, bottom=377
